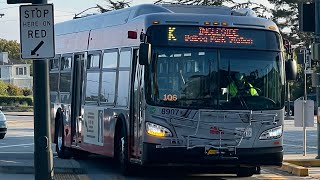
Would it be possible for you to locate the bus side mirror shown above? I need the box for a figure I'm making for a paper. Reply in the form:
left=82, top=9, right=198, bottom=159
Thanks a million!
left=139, top=43, right=151, bottom=65
left=286, top=59, right=297, bottom=80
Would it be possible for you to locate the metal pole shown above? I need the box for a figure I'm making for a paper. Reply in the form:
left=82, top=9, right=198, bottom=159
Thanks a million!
left=302, top=65, right=307, bottom=156
left=32, top=0, right=54, bottom=179
left=316, top=0, right=320, bottom=159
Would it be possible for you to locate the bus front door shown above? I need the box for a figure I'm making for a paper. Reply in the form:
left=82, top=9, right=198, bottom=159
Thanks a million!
left=131, top=49, right=144, bottom=159
left=71, top=53, right=85, bottom=146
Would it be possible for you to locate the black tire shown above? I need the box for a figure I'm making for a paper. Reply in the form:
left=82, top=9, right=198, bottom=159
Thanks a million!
left=73, top=149, right=89, bottom=160
left=0, top=133, right=5, bottom=139
left=56, top=117, right=72, bottom=159
left=115, top=126, right=132, bottom=175
left=236, top=167, right=255, bottom=177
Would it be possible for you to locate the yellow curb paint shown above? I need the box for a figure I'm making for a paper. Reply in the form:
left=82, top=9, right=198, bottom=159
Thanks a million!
left=292, top=167, right=308, bottom=176
left=77, top=175, right=90, bottom=180
left=280, top=162, right=309, bottom=176
left=284, top=159, right=320, bottom=167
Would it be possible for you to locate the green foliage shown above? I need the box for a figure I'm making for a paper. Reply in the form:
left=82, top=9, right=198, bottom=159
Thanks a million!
left=0, top=81, right=8, bottom=96
left=267, top=0, right=313, bottom=47
left=7, top=84, right=23, bottom=96
left=97, top=0, right=131, bottom=12
left=156, top=0, right=232, bottom=6
left=0, top=39, right=21, bottom=60
left=0, top=96, right=33, bottom=106
left=22, top=88, right=33, bottom=96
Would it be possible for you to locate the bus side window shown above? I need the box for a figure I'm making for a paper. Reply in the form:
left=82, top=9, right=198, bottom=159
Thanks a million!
left=100, top=50, right=118, bottom=104
left=85, top=53, right=101, bottom=103
left=87, top=54, right=100, bottom=69
left=61, top=57, right=72, bottom=70
left=49, top=57, right=60, bottom=103
left=117, top=49, right=131, bottom=106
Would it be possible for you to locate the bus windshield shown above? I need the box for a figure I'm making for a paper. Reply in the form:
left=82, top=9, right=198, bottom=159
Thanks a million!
left=146, top=47, right=285, bottom=110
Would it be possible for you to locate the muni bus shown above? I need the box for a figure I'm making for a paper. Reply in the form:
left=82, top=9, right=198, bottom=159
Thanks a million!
left=50, top=4, right=296, bottom=176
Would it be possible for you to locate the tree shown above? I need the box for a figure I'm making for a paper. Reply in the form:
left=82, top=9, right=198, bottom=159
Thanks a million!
left=268, top=0, right=313, bottom=47
left=267, top=0, right=314, bottom=99
left=97, top=0, right=131, bottom=13
left=0, top=39, right=20, bottom=60
left=155, top=0, right=233, bottom=6
left=231, top=1, right=270, bottom=18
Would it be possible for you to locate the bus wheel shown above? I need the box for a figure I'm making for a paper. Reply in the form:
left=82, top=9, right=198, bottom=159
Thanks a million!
left=56, top=118, right=71, bottom=159
left=115, top=127, right=131, bottom=175
left=73, top=149, right=89, bottom=160
left=236, top=167, right=255, bottom=177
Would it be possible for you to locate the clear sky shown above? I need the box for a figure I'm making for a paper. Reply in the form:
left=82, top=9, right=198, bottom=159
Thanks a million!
left=0, top=0, right=270, bottom=42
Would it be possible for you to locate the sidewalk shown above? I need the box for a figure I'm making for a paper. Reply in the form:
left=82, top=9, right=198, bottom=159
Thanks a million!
left=283, top=153, right=320, bottom=178
left=0, top=153, right=87, bottom=180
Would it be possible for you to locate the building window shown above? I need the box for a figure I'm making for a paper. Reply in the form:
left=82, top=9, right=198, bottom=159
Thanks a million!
left=16, top=67, right=27, bottom=75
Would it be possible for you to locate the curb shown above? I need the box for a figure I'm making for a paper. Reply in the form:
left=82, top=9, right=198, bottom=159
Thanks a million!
left=280, top=159, right=320, bottom=177
left=4, top=113, right=34, bottom=117
left=0, top=165, right=86, bottom=174
left=280, top=162, right=308, bottom=176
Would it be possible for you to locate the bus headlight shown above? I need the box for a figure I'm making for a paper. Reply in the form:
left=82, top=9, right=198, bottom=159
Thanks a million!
left=146, top=122, right=172, bottom=137
left=259, top=126, right=282, bottom=140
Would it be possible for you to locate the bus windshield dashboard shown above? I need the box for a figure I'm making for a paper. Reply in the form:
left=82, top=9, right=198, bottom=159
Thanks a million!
left=148, top=26, right=281, bottom=50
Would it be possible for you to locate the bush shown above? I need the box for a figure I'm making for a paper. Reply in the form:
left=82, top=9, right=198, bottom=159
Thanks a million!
left=22, top=88, right=33, bottom=96
left=0, top=96, right=33, bottom=106
left=7, top=84, right=23, bottom=96
left=0, top=81, right=8, bottom=96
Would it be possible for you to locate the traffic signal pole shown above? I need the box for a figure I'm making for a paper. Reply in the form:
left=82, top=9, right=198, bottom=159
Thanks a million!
left=315, top=0, right=320, bottom=159
left=32, top=0, right=54, bottom=179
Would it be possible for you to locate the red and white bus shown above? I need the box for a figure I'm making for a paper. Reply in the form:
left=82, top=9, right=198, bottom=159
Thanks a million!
left=50, top=4, right=296, bottom=176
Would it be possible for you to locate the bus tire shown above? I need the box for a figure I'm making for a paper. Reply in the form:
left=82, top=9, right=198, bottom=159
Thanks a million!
left=56, top=116, right=72, bottom=159
left=236, top=167, right=255, bottom=177
left=73, top=149, right=89, bottom=160
left=115, top=126, right=132, bottom=175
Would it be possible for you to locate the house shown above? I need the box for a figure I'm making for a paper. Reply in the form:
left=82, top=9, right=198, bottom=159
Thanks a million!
left=0, top=52, right=32, bottom=89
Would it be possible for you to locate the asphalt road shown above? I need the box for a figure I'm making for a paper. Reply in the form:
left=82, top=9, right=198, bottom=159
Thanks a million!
left=0, top=115, right=34, bottom=153
left=0, top=114, right=317, bottom=179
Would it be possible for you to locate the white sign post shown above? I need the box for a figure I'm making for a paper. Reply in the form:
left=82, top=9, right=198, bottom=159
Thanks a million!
left=20, top=4, right=54, bottom=59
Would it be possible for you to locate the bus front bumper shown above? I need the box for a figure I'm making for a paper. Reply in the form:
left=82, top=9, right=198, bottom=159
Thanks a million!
left=142, top=143, right=283, bottom=166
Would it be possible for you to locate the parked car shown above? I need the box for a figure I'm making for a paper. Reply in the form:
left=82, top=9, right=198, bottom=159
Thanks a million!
left=0, top=110, right=7, bottom=139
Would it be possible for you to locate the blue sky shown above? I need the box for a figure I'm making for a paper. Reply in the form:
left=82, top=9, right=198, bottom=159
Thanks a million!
left=0, top=0, right=270, bottom=42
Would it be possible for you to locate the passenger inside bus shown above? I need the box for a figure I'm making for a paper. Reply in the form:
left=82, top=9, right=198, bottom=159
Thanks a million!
left=227, top=72, right=259, bottom=98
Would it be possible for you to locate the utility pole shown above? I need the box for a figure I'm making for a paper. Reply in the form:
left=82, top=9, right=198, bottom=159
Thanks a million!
left=315, top=0, right=320, bottom=159
left=31, top=0, right=54, bottom=179
left=7, top=0, right=54, bottom=178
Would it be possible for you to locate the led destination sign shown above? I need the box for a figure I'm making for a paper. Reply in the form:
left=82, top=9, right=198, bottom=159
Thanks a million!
left=168, top=27, right=254, bottom=45
left=149, top=26, right=280, bottom=50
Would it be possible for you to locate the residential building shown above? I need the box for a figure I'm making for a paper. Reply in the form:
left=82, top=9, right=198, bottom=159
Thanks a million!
left=0, top=52, right=32, bottom=89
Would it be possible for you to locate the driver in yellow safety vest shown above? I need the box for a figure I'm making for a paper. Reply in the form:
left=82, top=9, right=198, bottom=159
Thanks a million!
left=227, top=73, right=259, bottom=97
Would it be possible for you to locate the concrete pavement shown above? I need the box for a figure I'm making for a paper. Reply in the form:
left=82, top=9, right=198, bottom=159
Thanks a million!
left=0, top=153, right=88, bottom=180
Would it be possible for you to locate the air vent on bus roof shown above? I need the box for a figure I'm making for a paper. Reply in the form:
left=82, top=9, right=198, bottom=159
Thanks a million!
left=231, top=8, right=257, bottom=17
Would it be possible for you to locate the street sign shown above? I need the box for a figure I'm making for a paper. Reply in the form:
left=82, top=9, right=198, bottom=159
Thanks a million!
left=20, top=4, right=54, bottom=59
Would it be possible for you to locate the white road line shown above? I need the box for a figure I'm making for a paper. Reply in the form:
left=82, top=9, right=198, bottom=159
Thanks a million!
left=0, top=143, right=34, bottom=148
